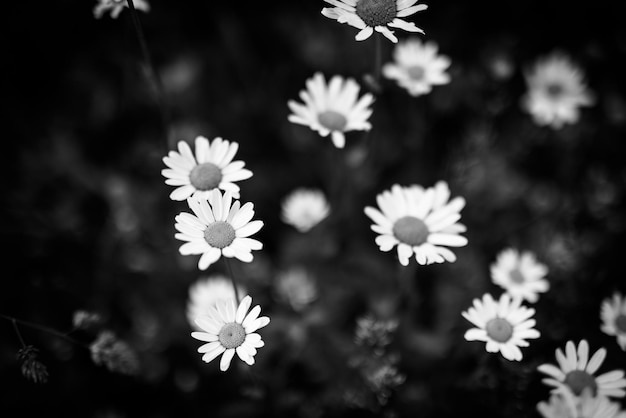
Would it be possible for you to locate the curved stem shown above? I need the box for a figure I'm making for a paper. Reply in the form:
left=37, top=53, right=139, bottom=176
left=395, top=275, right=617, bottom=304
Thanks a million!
left=1, top=314, right=87, bottom=348
left=224, top=257, right=241, bottom=305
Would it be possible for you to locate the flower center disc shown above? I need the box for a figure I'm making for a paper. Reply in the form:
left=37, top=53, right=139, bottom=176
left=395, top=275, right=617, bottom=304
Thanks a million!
left=545, top=83, right=564, bottom=98
left=218, top=322, right=246, bottom=349
left=615, top=314, right=626, bottom=334
left=509, top=268, right=526, bottom=284
left=485, top=317, right=513, bottom=343
left=356, top=0, right=397, bottom=27
left=190, top=162, right=223, bottom=191
left=407, top=65, right=426, bottom=81
left=392, top=216, right=429, bottom=246
left=204, top=221, right=236, bottom=249
left=564, top=370, right=598, bottom=396
left=318, top=110, right=348, bottom=132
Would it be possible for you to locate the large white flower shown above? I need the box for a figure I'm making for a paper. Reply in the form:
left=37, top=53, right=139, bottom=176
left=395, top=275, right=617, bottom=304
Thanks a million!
left=521, top=51, right=594, bottom=129
left=382, top=37, right=451, bottom=96
left=490, top=248, right=549, bottom=303
left=288, top=73, right=374, bottom=149
left=538, top=388, right=626, bottom=418
left=364, top=181, right=467, bottom=266
left=174, top=190, right=263, bottom=270
left=162, top=136, right=253, bottom=201
left=601, top=293, right=626, bottom=351
left=191, top=295, right=269, bottom=371
left=186, top=275, right=246, bottom=331
left=462, top=293, right=540, bottom=361
left=281, top=188, right=331, bottom=232
left=321, top=0, right=428, bottom=43
left=93, top=0, right=150, bottom=19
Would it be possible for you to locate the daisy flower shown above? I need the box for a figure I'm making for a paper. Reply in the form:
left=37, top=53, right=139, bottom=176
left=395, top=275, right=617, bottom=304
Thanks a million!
left=538, top=340, right=626, bottom=399
left=186, top=275, right=246, bottom=331
left=462, top=292, right=540, bottom=361
left=364, top=181, right=467, bottom=266
left=538, top=388, right=626, bottom=418
left=382, top=37, right=451, bottom=96
left=281, top=188, right=331, bottom=232
left=275, top=267, right=319, bottom=311
left=490, top=248, right=550, bottom=303
left=162, top=136, right=253, bottom=201
left=601, top=293, right=626, bottom=351
left=93, top=0, right=150, bottom=19
left=174, top=190, right=263, bottom=270
left=288, top=73, right=374, bottom=149
left=321, top=0, right=428, bottom=43
left=521, top=51, right=595, bottom=129
left=191, top=295, right=270, bottom=371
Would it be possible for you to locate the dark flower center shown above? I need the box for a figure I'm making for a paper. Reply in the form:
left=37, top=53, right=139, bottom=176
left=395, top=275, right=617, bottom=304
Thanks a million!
left=190, top=162, right=223, bottom=191
left=204, top=221, right=236, bottom=249
left=485, top=318, right=513, bottom=343
left=407, top=65, right=425, bottom=80
left=564, top=370, right=598, bottom=396
left=545, top=83, right=564, bottom=98
left=318, top=110, right=348, bottom=132
left=218, top=322, right=246, bottom=349
left=509, top=268, right=526, bottom=284
left=356, top=0, right=397, bottom=27
left=615, top=314, right=626, bottom=334
left=392, top=216, right=429, bottom=246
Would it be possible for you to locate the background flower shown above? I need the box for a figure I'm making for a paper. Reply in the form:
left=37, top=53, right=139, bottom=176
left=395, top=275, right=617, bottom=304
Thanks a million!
left=280, top=188, right=331, bottom=232
left=490, top=248, right=549, bottom=303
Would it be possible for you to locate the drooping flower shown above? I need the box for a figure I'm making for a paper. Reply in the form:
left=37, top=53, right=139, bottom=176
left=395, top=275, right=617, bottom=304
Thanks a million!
left=162, top=136, right=253, bottom=201
left=364, top=181, right=467, bottom=266
left=600, top=293, right=626, bottom=351
left=321, top=0, right=428, bottom=43
left=288, top=73, right=374, bottom=149
left=280, top=188, right=331, bottom=232
left=187, top=275, right=246, bottom=330
left=174, top=190, right=263, bottom=270
left=16, top=346, right=49, bottom=384
left=538, top=388, right=626, bottom=418
left=274, top=267, right=319, bottom=311
left=382, top=37, right=451, bottom=96
left=462, top=292, right=540, bottom=361
left=490, top=248, right=550, bottom=303
left=93, top=0, right=150, bottom=19
left=191, top=295, right=270, bottom=371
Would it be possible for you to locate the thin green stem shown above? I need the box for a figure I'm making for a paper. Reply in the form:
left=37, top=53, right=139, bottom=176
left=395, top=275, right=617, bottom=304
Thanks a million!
left=1, top=314, right=87, bottom=348
left=12, top=319, right=26, bottom=348
left=224, top=257, right=241, bottom=305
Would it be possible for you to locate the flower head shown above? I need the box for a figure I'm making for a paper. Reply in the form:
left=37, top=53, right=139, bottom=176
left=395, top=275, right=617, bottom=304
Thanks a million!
left=17, top=346, right=49, bottom=384
left=191, top=295, right=270, bottom=371
left=490, top=248, right=550, bottom=303
left=364, top=181, right=467, bottom=266
left=90, top=331, right=140, bottom=376
left=174, top=190, right=263, bottom=270
left=601, top=293, right=626, bottom=351
left=274, top=267, right=319, bottom=311
left=187, top=275, right=246, bottom=330
left=538, top=388, right=626, bottom=418
left=93, top=0, right=150, bottom=19
left=288, top=73, right=374, bottom=148
left=281, top=188, right=331, bottom=232
left=382, top=37, right=451, bottom=96
left=462, top=293, right=540, bottom=361
left=321, top=0, right=428, bottom=43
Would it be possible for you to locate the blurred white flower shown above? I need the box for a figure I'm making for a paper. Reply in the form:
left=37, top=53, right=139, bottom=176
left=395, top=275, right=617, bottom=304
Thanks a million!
left=288, top=72, right=374, bottom=149
left=281, top=188, right=331, bottom=232
left=187, top=275, right=246, bottom=330
left=600, top=293, right=626, bottom=351
left=274, top=267, right=318, bottom=311
left=90, top=331, right=139, bottom=375
left=93, top=0, right=150, bottom=19
left=538, top=388, right=626, bottom=418
left=490, top=248, right=549, bottom=303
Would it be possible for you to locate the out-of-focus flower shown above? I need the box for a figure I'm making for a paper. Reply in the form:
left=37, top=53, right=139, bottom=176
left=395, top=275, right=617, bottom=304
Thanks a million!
left=90, top=331, right=140, bottom=376
left=462, top=293, right=540, bottom=361
left=490, top=248, right=549, bottom=303
left=321, top=0, right=428, bottom=43
left=538, top=340, right=626, bottom=399
left=274, top=267, right=318, bottom=311
left=354, top=314, right=398, bottom=355
left=601, top=293, right=626, bottom=351
left=538, top=387, right=626, bottom=418
left=72, top=310, right=103, bottom=330
left=187, top=275, right=246, bottom=330
left=382, top=37, right=450, bottom=96
left=364, top=181, right=467, bottom=266
left=174, top=190, right=263, bottom=270
left=363, top=359, right=406, bottom=405
left=288, top=72, right=374, bottom=149
left=162, top=136, right=252, bottom=201
left=191, top=295, right=269, bottom=371
left=93, top=0, right=150, bottom=19
left=280, top=188, right=330, bottom=232
left=521, top=51, right=594, bottom=129
left=17, top=346, right=48, bottom=384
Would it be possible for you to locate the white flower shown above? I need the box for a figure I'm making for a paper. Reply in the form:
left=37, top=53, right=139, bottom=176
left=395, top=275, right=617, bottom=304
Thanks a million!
left=521, top=51, right=594, bottom=129
left=288, top=73, right=374, bottom=149
left=162, top=136, right=253, bottom=201
left=191, top=295, right=269, bottom=371
left=462, top=293, right=540, bottom=361
left=382, top=37, right=451, bottom=96
left=490, top=248, right=549, bottom=303
left=538, top=388, right=626, bottom=418
left=538, top=340, right=626, bottom=399
left=93, top=0, right=150, bottom=19
left=321, top=0, right=428, bottom=43
left=186, top=275, right=246, bottom=331
left=600, top=293, right=626, bottom=351
left=174, top=190, right=263, bottom=270
left=281, top=188, right=331, bottom=232
left=364, top=181, right=467, bottom=266
left=274, top=267, right=318, bottom=311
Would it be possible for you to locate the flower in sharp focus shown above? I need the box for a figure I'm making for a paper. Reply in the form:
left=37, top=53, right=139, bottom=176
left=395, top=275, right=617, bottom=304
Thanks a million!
left=174, top=190, right=263, bottom=270
left=490, top=248, right=549, bottom=303
left=90, top=331, right=140, bottom=376
left=601, top=293, right=626, bottom=351
left=462, top=292, right=540, bottom=361
left=187, top=275, right=247, bottom=331
left=364, top=181, right=467, bottom=266
left=93, top=0, right=150, bottom=19
left=321, top=0, right=428, bottom=43
left=521, top=51, right=594, bottom=129
left=162, top=136, right=253, bottom=201
left=538, top=340, right=626, bottom=399
left=274, top=267, right=319, bottom=311
left=288, top=73, right=374, bottom=149
left=17, top=346, right=49, bottom=384
left=382, top=37, right=451, bottom=96
left=538, top=388, right=626, bottom=418
left=280, top=188, right=331, bottom=232
left=191, top=295, right=270, bottom=371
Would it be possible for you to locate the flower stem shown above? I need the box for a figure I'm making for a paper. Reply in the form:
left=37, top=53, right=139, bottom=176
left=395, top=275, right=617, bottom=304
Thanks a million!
left=374, top=34, right=382, bottom=84
left=11, top=319, right=26, bottom=348
left=223, top=257, right=241, bottom=304
left=1, top=314, right=86, bottom=348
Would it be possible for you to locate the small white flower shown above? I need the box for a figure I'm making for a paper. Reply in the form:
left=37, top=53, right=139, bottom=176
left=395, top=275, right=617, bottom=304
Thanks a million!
left=600, top=293, right=626, bottom=351
left=288, top=72, right=374, bottom=149
left=281, top=188, right=331, bottom=232
left=93, top=0, right=150, bottom=19
left=274, top=267, right=318, bottom=311
left=321, top=0, right=428, bottom=43
left=538, top=388, right=626, bottom=418
left=490, top=248, right=549, bottom=303
left=382, top=37, right=451, bottom=96
left=462, top=293, right=540, bottom=361
left=186, top=275, right=246, bottom=331
left=191, top=295, right=270, bottom=371
left=174, top=190, right=263, bottom=270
